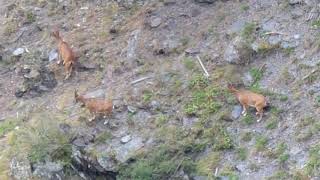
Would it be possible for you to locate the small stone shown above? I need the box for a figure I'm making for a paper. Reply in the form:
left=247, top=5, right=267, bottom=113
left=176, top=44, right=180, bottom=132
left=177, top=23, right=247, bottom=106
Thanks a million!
left=48, top=49, right=58, bottom=61
left=251, top=42, right=259, bottom=52
left=242, top=72, right=253, bottom=86
left=163, top=0, right=176, bottom=5
left=150, top=100, right=160, bottom=111
left=231, top=105, right=242, bottom=119
left=185, top=47, right=200, bottom=55
left=150, top=17, right=162, bottom=28
left=72, top=134, right=95, bottom=147
left=194, top=0, right=217, bottom=4
left=236, top=164, right=246, bottom=172
left=127, top=106, right=137, bottom=113
left=15, top=90, right=25, bottom=98
left=59, top=123, right=71, bottom=134
left=294, top=34, right=301, bottom=39
left=24, top=69, right=40, bottom=79
left=13, top=48, right=25, bottom=56
left=121, top=135, right=132, bottom=144
left=80, top=6, right=89, bottom=10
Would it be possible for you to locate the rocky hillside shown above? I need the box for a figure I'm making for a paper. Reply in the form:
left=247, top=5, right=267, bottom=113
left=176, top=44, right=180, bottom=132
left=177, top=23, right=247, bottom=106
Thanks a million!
left=1, top=0, right=320, bottom=179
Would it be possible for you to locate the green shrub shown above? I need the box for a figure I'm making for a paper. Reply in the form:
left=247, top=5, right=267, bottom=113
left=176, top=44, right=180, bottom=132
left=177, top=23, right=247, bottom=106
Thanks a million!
left=118, top=144, right=182, bottom=179
left=11, top=115, right=73, bottom=168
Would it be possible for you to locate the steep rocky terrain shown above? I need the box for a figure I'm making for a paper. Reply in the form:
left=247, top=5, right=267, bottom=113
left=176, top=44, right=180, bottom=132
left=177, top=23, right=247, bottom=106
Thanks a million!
left=1, top=0, right=320, bottom=179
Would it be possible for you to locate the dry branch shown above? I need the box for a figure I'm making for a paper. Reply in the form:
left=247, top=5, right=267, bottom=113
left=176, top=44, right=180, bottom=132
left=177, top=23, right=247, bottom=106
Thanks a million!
left=196, top=55, right=210, bottom=78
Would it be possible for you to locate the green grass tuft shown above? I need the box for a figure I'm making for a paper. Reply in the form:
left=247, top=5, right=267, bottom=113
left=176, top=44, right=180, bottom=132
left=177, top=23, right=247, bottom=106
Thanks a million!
left=241, top=22, right=256, bottom=43
left=183, top=57, right=197, bottom=71
left=255, top=135, right=268, bottom=152
left=236, top=147, right=248, bottom=161
left=0, top=118, right=20, bottom=137
left=241, top=114, right=255, bottom=125
left=196, top=151, right=220, bottom=177
left=304, top=144, right=320, bottom=176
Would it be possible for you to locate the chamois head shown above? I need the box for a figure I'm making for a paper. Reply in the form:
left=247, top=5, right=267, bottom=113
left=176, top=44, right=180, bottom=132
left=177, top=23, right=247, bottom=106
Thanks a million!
left=51, top=30, right=60, bottom=40
left=227, top=83, right=234, bottom=90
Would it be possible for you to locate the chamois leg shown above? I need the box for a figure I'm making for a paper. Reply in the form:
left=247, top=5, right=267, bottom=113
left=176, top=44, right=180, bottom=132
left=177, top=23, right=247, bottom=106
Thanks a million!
left=57, top=53, right=62, bottom=65
left=241, top=104, right=248, bottom=116
left=88, top=114, right=96, bottom=122
left=64, top=63, right=73, bottom=80
left=256, top=107, right=264, bottom=122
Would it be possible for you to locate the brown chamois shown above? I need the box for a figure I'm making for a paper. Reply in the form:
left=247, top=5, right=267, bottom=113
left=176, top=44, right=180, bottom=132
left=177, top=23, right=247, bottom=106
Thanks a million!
left=52, top=30, right=76, bottom=80
left=228, top=84, right=267, bottom=122
left=74, top=90, right=113, bottom=121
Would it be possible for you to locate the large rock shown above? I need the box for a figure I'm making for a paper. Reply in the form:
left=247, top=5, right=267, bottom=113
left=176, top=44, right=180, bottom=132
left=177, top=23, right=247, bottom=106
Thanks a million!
left=224, top=36, right=254, bottom=65
left=10, top=157, right=32, bottom=180
left=72, top=133, right=95, bottom=147
left=15, top=67, right=57, bottom=98
left=96, top=136, right=145, bottom=171
left=126, top=29, right=141, bottom=61
left=33, top=162, right=64, bottom=180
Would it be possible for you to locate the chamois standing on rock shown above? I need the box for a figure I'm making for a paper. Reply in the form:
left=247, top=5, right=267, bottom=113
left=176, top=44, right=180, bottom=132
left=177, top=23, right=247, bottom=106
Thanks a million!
left=228, top=84, right=268, bottom=122
left=52, top=30, right=76, bottom=80
left=74, top=90, right=113, bottom=122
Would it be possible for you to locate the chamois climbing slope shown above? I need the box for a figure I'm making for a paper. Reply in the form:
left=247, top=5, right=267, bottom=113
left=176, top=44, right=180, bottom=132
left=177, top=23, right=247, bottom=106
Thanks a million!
left=0, top=0, right=320, bottom=179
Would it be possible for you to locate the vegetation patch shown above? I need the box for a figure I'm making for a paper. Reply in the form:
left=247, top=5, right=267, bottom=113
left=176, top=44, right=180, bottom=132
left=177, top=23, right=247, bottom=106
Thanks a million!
left=94, top=131, right=112, bottom=144
left=255, top=135, right=268, bottom=152
left=241, top=114, right=255, bottom=125
left=184, top=75, right=225, bottom=119
left=155, top=114, right=169, bottom=127
left=142, top=90, right=153, bottom=103
left=220, top=165, right=239, bottom=180
left=311, top=20, right=320, bottom=28
left=203, top=124, right=234, bottom=150
left=0, top=118, right=21, bottom=137
left=196, top=151, right=220, bottom=177
left=183, top=57, right=197, bottom=71
left=256, top=41, right=279, bottom=56
left=304, top=144, right=320, bottom=176
left=236, top=147, right=248, bottom=161
left=241, top=22, right=257, bottom=43
left=241, top=132, right=252, bottom=142
left=265, top=118, right=278, bottom=129
left=118, top=144, right=193, bottom=180
left=9, top=114, right=73, bottom=169
left=267, top=170, right=290, bottom=180
left=249, top=67, right=264, bottom=92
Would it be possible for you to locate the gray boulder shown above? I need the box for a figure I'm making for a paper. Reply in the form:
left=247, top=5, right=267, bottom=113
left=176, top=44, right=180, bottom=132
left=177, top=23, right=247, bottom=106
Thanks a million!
left=33, top=162, right=64, bottom=180
left=224, top=36, right=253, bottom=65
left=10, top=157, right=32, bottom=180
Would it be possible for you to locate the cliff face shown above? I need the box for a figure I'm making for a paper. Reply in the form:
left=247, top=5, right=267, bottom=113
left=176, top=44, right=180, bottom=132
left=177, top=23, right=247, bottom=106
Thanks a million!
left=1, top=0, right=320, bottom=179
